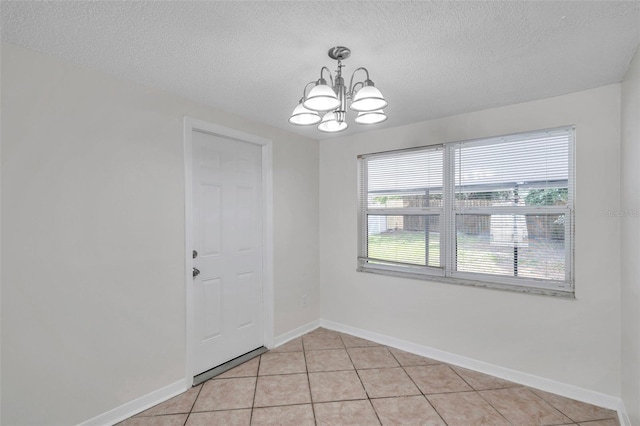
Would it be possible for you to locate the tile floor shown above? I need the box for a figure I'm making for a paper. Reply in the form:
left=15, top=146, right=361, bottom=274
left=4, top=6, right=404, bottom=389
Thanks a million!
left=120, top=328, right=619, bottom=425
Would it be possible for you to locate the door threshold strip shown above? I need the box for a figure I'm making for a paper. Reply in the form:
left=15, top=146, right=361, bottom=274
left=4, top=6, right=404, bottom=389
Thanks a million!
left=193, top=346, right=268, bottom=386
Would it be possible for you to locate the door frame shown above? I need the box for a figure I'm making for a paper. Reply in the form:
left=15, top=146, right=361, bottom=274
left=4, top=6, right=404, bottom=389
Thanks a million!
left=183, top=117, right=274, bottom=384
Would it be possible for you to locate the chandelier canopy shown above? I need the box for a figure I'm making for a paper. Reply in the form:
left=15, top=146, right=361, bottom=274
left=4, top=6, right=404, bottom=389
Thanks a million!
left=289, top=46, right=388, bottom=133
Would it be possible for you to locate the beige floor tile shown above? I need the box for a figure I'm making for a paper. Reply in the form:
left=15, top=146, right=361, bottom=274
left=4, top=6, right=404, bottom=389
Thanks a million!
left=215, top=357, right=260, bottom=379
left=136, top=385, right=201, bottom=416
left=306, top=328, right=344, bottom=340
left=578, top=419, right=620, bottom=426
left=371, top=395, right=446, bottom=426
left=259, top=351, right=306, bottom=375
left=357, top=367, right=421, bottom=398
left=427, top=392, right=510, bottom=426
left=306, top=348, right=354, bottom=372
left=253, top=373, right=311, bottom=407
left=341, top=334, right=381, bottom=348
left=530, top=388, right=618, bottom=423
left=192, top=377, right=256, bottom=411
left=269, top=337, right=303, bottom=353
left=479, top=387, right=572, bottom=426
left=388, top=348, right=441, bottom=367
left=309, top=370, right=368, bottom=402
left=450, top=366, right=519, bottom=390
left=314, top=400, right=381, bottom=425
left=120, top=414, right=189, bottom=426
left=186, top=409, right=251, bottom=425
left=307, top=327, right=336, bottom=335
left=348, top=347, right=400, bottom=369
left=404, top=365, right=472, bottom=394
left=303, top=332, right=345, bottom=351
left=251, top=404, right=316, bottom=425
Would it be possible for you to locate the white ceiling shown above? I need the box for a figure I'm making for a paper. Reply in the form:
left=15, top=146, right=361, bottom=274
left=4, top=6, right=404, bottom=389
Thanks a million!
left=1, top=1, right=639, bottom=140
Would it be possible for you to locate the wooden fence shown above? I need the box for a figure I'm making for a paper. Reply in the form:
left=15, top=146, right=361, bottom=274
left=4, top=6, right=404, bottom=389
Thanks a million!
left=390, top=196, right=564, bottom=240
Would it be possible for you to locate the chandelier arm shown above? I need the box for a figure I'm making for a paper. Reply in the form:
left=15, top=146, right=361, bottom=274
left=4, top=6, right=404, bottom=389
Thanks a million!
left=320, top=66, right=334, bottom=87
left=348, top=67, right=371, bottom=94
left=301, top=81, right=317, bottom=101
left=351, top=82, right=364, bottom=96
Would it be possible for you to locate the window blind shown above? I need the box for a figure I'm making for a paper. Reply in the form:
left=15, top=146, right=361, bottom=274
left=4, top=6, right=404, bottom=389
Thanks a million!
left=358, top=126, right=575, bottom=296
left=360, top=147, right=443, bottom=269
left=451, top=128, right=573, bottom=286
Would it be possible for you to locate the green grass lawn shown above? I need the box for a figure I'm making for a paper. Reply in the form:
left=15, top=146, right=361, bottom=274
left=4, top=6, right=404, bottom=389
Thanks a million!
left=368, top=230, right=440, bottom=267
left=367, top=230, right=565, bottom=280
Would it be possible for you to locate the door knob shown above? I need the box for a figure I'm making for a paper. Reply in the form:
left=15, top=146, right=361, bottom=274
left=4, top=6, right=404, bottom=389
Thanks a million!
left=193, top=267, right=200, bottom=278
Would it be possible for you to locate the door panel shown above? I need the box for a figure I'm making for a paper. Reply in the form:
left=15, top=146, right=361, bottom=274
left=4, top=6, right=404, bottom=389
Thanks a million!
left=236, top=186, right=254, bottom=252
left=202, top=277, right=223, bottom=340
left=235, top=272, right=254, bottom=329
left=201, top=184, right=222, bottom=256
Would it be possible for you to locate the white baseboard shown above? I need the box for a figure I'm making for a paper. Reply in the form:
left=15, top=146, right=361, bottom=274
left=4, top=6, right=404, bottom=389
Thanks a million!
left=273, top=319, right=320, bottom=347
left=617, top=399, right=631, bottom=426
left=77, top=379, right=188, bottom=426
left=320, top=319, right=625, bottom=420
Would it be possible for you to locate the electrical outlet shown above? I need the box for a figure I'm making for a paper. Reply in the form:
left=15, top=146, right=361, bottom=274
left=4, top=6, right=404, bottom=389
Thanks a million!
left=302, top=294, right=308, bottom=308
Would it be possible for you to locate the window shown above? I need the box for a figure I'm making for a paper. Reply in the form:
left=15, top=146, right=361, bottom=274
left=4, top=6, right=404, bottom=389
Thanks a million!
left=358, top=126, right=574, bottom=296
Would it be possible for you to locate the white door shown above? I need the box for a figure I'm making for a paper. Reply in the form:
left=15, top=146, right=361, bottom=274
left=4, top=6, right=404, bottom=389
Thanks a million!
left=192, top=130, right=264, bottom=376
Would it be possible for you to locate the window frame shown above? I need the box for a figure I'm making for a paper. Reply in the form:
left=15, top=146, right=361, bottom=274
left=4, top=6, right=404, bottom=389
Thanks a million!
left=357, top=126, right=575, bottom=298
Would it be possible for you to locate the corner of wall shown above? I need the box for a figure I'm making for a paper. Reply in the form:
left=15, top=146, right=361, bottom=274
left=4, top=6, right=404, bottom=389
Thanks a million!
left=620, top=42, right=640, bottom=426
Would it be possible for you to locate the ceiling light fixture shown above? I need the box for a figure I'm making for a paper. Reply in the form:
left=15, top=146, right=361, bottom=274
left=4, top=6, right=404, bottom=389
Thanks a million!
left=289, top=46, right=388, bottom=133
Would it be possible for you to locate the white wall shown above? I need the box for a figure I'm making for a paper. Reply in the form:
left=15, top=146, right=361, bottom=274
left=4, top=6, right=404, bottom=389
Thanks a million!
left=0, top=42, right=319, bottom=425
left=621, top=44, right=640, bottom=425
left=320, top=85, right=622, bottom=396
left=272, top=138, right=320, bottom=336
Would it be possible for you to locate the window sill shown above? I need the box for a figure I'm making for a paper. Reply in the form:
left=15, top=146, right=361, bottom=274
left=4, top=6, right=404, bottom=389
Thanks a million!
left=357, top=265, right=575, bottom=299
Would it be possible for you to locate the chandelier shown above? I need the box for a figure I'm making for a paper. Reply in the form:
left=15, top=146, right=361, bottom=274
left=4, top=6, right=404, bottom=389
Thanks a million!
left=289, top=46, right=388, bottom=133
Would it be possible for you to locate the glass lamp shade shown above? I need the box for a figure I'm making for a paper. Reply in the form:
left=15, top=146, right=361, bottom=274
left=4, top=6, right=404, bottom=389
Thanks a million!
left=317, top=112, right=348, bottom=133
left=303, top=84, right=341, bottom=111
left=288, top=103, right=321, bottom=126
left=350, top=85, right=388, bottom=112
left=354, top=110, right=387, bottom=125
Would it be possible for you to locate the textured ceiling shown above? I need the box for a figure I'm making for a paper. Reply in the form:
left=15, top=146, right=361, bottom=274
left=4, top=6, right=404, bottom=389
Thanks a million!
left=1, top=1, right=639, bottom=140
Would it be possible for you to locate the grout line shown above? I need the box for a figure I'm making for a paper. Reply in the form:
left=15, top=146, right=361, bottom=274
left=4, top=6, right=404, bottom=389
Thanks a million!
left=190, top=407, right=255, bottom=413
left=188, top=382, right=205, bottom=413
left=301, top=333, right=318, bottom=425
left=366, top=398, right=384, bottom=426
left=421, top=389, right=480, bottom=396
left=474, top=387, right=520, bottom=426
left=528, top=389, right=619, bottom=423
left=448, top=364, right=473, bottom=386
left=300, top=329, right=318, bottom=425
left=257, top=371, right=314, bottom=377
left=183, top=381, right=206, bottom=426
left=389, top=349, right=450, bottom=426
left=525, top=388, right=579, bottom=423
left=342, top=338, right=385, bottom=425
left=313, top=397, right=370, bottom=404
left=248, top=354, right=262, bottom=424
